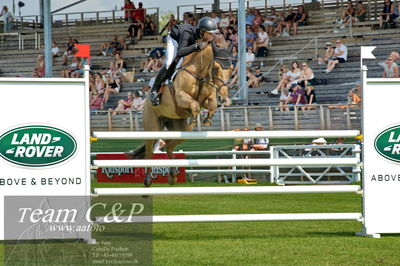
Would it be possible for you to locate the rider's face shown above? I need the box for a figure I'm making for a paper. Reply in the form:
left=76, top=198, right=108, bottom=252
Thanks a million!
left=203, top=32, right=214, bottom=41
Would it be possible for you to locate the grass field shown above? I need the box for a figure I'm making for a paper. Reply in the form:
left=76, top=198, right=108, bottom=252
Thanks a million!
left=2, top=139, right=399, bottom=265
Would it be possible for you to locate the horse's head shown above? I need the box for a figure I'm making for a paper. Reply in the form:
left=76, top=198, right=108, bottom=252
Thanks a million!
left=211, top=41, right=234, bottom=106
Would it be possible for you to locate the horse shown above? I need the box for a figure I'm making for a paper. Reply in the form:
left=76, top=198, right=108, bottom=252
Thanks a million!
left=128, top=43, right=233, bottom=187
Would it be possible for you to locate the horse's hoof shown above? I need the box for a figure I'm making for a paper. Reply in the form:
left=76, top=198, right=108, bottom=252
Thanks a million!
left=144, top=173, right=153, bottom=187
left=203, top=119, right=212, bottom=126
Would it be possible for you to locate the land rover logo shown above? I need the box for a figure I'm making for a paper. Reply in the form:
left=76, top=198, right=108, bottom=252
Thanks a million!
left=0, top=125, right=77, bottom=167
left=374, top=125, right=400, bottom=163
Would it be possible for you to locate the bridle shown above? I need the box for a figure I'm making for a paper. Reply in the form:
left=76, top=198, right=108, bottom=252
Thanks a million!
left=210, top=57, right=233, bottom=93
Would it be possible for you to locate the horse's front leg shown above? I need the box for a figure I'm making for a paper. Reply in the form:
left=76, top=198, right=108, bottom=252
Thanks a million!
left=202, top=96, right=218, bottom=126
left=175, top=90, right=200, bottom=126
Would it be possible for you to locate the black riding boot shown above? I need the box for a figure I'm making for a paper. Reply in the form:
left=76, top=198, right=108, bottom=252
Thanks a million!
left=149, top=66, right=168, bottom=106
left=150, top=61, right=178, bottom=106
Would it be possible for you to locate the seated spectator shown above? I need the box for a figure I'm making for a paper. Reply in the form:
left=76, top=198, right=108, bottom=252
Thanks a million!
left=271, top=65, right=289, bottom=95
left=304, top=84, right=318, bottom=110
left=291, top=5, right=307, bottom=35
left=254, top=66, right=266, bottom=84
left=340, top=0, right=356, bottom=24
left=379, top=0, right=399, bottom=29
left=98, top=35, right=119, bottom=56
left=279, top=88, right=290, bottom=111
left=210, top=11, right=221, bottom=26
left=132, top=91, right=144, bottom=112
left=113, top=91, right=133, bottom=115
left=71, top=57, right=90, bottom=78
left=263, top=8, right=278, bottom=35
left=61, top=57, right=80, bottom=78
left=144, top=15, right=156, bottom=36
left=245, top=47, right=255, bottom=67
left=90, top=92, right=104, bottom=111
left=228, top=11, right=237, bottom=26
left=241, top=127, right=252, bottom=151
left=219, top=12, right=230, bottom=35
left=245, top=25, right=256, bottom=48
left=318, top=42, right=335, bottom=65
left=102, top=61, right=117, bottom=78
left=288, top=83, right=306, bottom=111
left=253, top=9, right=264, bottom=28
left=62, top=37, right=78, bottom=65
left=103, top=77, right=122, bottom=103
left=298, top=62, right=316, bottom=87
left=325, top=40, right=348, bottom=73
left=355, top=1, right=367, bottom=22
left=121, top=0, right=135, bottom=23
left=225, top=26, right=238, bottom=46
left=141, top=55, right=162, bottom=72
left=115, top=38, right=128, bottom=54
left=160, top=14, right=178, bottom=35
left=247, top=67, right=261, bottom=88
left=253, top=25, right=269, bottom=56
left=382, top=56, right=399, bottom=78
left=252, top=123, right=269, bottom=150
left=94, top=73, right=105, bottom=94
left=114, top=53, right=127, bottom=74
left=286, top=61, right=301, bottom=87
left=246, top=8, right=256, bottom=26
left=231, top=45, right=238, bottom=68
left=277, top=8, right=295, bottom=36
left=128, top=19, right=144, bottom=42
left=348, top=88, right=361, bottom=105
left=51, top=41, right=60, bottom=60
left=32, top=55, right=45, bottom=77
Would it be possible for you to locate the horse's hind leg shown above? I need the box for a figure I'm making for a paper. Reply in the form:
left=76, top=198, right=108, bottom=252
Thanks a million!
left=164, top=119, right=193, bottom=185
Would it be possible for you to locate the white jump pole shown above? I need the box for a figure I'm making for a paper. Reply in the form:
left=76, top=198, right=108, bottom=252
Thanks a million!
left=94, top=185, right=361, bottom=196
left=93, top=158, right=358, bottom=168
left=92, top=130, right=360, bottom=140
left=95, top=213, right=363, bottom=224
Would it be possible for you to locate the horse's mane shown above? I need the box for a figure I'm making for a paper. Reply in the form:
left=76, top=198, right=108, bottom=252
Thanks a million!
left=212, top=40, right=233, bottom=70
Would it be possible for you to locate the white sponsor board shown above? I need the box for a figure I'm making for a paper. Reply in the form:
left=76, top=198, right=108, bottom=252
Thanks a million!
left=362, top=72, right=400, bottom=236
left=0, top=76, right=90, bottom=240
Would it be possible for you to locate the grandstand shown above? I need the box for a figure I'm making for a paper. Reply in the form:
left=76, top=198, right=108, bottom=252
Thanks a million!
left=0, top=0, right=395, bottom=131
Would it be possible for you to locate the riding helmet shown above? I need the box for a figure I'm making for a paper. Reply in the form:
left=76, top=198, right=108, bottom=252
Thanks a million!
left=197, top=17, right=219, bottom=33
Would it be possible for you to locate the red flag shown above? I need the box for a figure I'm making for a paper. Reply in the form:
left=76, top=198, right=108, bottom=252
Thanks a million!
left=75, top=44, right=91, bottom=58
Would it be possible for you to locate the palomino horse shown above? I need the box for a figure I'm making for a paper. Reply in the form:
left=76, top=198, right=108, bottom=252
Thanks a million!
left=129, top=43, right=233, bottom=187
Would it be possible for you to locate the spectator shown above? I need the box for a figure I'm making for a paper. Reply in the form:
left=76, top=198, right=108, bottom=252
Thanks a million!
left=228, top=11, right=237, bottom=26
left=246, top=8, right=256, bottom=26
left=247, top=67, right=261, bottom=88
left=245, top=25, right=256, bottom=48
left=288, top=83, right=306, bottom=110
left=277, top=8, right=295, bottom=36
left=291, top=5, right=307, bottom=35
left=113, top=91, right=133, bottom=115
left=71, top=57, right=90, bottom=78
left=115, top=38, right=128, bottom=54
left=348, top=88, right=361, bottom=105
left=134, top=2, right=145, bottom=23
left=132, top=91, right=145, bottom=111
left=210, top=12, right=221, bottom=27
left=51, top=41, right=60, bottom=62
left=253, top=25, right=269, bottom=56
left=271, top=65, right=289, bottom=95
left=325, top=40, right=348, bottom=73
left=245, top=47, right=255, bottom=66
left=141, top=55, right=162, bottom=72
left=114, top=53, right=127, bottom=74
left=219, top=12, right=230, bottom=35
left=160, top=15, right=178, bottom=35
left=318, top=42, right=335, bottom=65
left=94, top=73, right=105, bottom=94
left=340, top=0, right=356, bottom=24
left=102, top=61, right=117, bottom=78
left=61, top=57, right=80, bottom=78
left=121, top=0, right=135, bottom=23
left=90, top=92, right=104, bottom=111
left=128, top=19, right=144, bottom=42
left=382, top=56, right=399, bottom=78
left=225, top=26, right=238, bottom=46
left=62, top=37, right=78, bottom=65
left=286, top=61, right=301, bottom=87
left=144, top=15, right=156, bottom=36
left=0, top=6, right=13, bottom=33
left=298, top=62, right=316, bottom=87
left=254, top=66, right=266, bottom=84
left=103, top=77, right=122, bottom=103
left=231, top=45, right=238, bottom=68
left=355, top=1, right=367, bottom=22
left=32, top=55, right=45, bottom=77
left=304, top=84, right=318, bottom=110
left=252, top=123, right=269, bottom=150
left=279, top=88, right=290, bottom=111
left=379, top=0, right=399, bottom=29
left=97, top=35, right=119, bottom=56
left=253, top=9, right=264, bottom=28
left=241, top=127, right=252, bottom=151
left=263, top=8, right=278, bottom=35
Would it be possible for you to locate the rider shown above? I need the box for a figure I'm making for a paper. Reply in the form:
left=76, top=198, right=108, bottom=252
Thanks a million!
left=149, top=16, right=218, bottom=106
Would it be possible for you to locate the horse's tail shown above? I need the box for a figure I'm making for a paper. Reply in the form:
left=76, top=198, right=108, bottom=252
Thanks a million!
left=125, top=145, right=145, bottom=159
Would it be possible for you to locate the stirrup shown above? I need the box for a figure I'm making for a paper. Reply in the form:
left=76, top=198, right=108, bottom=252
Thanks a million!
left=150, top=91, right=160, bottom=106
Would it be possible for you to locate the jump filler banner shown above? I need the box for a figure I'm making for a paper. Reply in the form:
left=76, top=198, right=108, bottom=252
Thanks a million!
left=0, top=77, right=90, bottom=241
